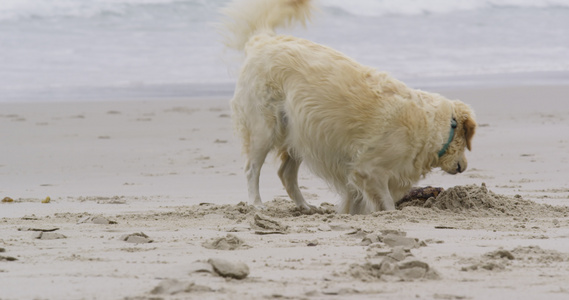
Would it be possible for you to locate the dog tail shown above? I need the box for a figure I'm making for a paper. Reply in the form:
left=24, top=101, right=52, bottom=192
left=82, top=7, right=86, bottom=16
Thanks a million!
left=220, top=0, right=313, bottom=51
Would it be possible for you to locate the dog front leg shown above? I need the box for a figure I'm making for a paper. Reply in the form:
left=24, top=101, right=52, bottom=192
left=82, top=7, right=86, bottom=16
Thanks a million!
left=350, top=171, right=396, bottom=214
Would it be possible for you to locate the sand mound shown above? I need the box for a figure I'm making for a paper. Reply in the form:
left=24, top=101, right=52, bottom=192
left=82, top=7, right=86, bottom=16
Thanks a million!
left=398, top=183, right=569, bottom=217
left=202, top=234, right=250, bottom=250
left=111, top=182, right=565, bottom=227
left=187, top=198, right=329, bottom=221
left=460, top=245, right=569, bottom=272
left=348, top=233, right=439, bottom=281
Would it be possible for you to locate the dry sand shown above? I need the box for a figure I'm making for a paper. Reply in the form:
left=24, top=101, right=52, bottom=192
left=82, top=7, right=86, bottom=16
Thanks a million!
left=1, top=84, right=569, bottom=299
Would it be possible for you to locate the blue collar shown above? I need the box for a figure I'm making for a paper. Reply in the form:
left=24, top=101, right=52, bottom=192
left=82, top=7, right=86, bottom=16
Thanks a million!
left=438, top=118, right=457, bottom=158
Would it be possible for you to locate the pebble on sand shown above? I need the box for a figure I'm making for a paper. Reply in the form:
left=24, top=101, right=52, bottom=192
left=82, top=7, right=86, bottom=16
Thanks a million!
left=120, top=232, right=153, bottom=244
left=208, top=258, right=250, bottom=279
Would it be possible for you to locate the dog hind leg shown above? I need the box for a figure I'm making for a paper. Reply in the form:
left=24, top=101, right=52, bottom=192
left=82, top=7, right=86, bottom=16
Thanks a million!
left=243, top=122, right=274, bottom=209
left=278, top=152, right=320, bottom=214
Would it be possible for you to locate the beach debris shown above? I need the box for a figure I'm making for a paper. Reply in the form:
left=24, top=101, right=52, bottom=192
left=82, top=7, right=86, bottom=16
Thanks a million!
left=18, top=227, right=59, bottom=232
left=0, top=247, right=16, bottom=261
left=307, top=240, right=319, bottom=246
left=434, top=226, right=456, bottom=229
left=0, top=255, right=18, bottom=262
left=202, top=234, right=250, bottom=250
left=120, top=232, right=153, bottom=244
left=41, top=196, right=51, bottom=203
left=424, top=239, right=445, bottom=244
left=208, top=258, right=250, bottom=279
left=33, top=232, right=67, bottom=240
left=77, top=215, right=117, bottom=225
left=2, top=197, right=14, bottom=203
left=251, top=213, right=288, bottom=234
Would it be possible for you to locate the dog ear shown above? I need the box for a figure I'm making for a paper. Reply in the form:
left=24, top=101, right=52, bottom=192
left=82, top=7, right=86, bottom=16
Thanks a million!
left=463, top=117, right=476, bottom=151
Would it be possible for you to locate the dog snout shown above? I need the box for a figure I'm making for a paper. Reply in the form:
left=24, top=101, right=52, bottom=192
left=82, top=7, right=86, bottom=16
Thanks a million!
left=457, top=158, right=467, bottom=173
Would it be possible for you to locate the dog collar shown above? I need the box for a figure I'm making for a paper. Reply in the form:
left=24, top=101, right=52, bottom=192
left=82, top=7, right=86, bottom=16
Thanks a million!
left=438, top=118, right=457, bottom=158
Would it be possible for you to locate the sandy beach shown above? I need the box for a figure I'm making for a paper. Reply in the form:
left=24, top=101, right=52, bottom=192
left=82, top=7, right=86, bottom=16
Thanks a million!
left=1, top=84, right=569, bottom=299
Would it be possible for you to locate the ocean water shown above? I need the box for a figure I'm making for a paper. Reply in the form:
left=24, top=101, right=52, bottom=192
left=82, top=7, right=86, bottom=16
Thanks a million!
left=1, top=0, right=568, bottom=102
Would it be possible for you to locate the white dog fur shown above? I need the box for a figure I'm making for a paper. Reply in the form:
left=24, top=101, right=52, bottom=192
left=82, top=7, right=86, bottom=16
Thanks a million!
left=221, top=0, right=476, bottom=214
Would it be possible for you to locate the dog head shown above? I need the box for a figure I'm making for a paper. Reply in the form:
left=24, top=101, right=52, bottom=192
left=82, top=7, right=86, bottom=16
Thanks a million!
left=438, top=101, right=476, bottom=174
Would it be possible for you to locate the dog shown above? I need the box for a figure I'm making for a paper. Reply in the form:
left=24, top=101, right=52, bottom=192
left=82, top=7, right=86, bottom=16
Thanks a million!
left=221, top=0, right=476, bottom=214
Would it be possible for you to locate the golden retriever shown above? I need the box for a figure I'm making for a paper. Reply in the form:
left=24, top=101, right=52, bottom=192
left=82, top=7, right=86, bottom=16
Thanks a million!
left=221, top=0, right=476, bottom=214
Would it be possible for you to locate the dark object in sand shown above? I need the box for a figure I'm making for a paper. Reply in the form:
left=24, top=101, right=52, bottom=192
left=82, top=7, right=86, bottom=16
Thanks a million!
left=33, top=232, right=67, bottom=240
left=396, top=186, right=444, bottom=208
left=18, top=227, right=60, bottom=232
left=0, top=255, right=18, bottom=261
